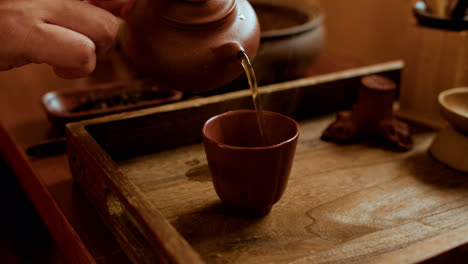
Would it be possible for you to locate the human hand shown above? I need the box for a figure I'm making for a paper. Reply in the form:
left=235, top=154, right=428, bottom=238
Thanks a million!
left=0, top=0, right=120, bottom=78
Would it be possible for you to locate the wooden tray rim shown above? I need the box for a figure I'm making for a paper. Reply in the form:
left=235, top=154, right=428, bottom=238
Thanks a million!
left=67, top=60, right=403, bottom=129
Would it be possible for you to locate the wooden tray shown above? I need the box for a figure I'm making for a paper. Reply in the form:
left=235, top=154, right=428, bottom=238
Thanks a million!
left=67, top=61, right=468, bottom=264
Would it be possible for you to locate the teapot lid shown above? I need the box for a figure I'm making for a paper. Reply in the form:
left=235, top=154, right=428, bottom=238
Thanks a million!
left=155, top=0, right=237, bottom=26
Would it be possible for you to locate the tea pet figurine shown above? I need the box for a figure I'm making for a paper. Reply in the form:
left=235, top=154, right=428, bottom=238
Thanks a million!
left=322, top=75, right=413, bottom=151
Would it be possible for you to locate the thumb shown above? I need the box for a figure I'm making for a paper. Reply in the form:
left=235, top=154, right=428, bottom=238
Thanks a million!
left=88, top=0, right=135, bottom=17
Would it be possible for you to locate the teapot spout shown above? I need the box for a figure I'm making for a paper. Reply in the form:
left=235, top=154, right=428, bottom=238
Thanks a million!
left=213, top=41, right=245, bottom=62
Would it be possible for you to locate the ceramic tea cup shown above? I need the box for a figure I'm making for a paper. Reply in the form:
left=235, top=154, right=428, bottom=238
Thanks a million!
left=202, top=110, right=299, bottom=216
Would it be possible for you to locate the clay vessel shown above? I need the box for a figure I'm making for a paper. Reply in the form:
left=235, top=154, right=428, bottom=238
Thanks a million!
left=202, top=110, right=299, bottom=216
left=250, top=0, right=324, bottom=84
left=438, top=87, right=468, bottom=134
left=120, top=0, right=260, bottom=93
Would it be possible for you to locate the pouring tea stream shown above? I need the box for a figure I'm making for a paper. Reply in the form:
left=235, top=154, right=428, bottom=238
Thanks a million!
left=239, top=50, right=268, bottom=145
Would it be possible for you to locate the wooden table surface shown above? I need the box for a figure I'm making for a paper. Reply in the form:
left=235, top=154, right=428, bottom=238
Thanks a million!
left=2, top=0, right=466, bottom=263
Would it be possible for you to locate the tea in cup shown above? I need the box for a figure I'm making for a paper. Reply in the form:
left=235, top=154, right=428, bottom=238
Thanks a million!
left=202, top=110, right=299, bottom=216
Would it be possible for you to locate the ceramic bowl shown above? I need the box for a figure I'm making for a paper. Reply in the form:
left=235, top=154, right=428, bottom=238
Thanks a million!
left=438, top=87, right=468, bottom=134
left=250, top=0, right=324, bottom=85
left=430, top=87, right=468, bottom=173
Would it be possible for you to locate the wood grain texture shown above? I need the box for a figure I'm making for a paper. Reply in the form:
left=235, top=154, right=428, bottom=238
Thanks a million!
left=118, top=117, right=468, bottom=264
left=66, top=61, right=468, bottom=263
left=69, top=113, right=468, bottom=264
left=398, top=25, right=468, bottom=129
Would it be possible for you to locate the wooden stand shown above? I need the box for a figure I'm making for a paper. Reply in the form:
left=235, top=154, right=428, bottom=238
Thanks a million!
left=398, top=24, right=468, bottom=129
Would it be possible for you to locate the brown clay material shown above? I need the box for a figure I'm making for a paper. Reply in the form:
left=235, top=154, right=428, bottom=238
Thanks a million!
left=121, top=0, right=260, bottom=93
left=250, top=0, right=324, bottom=84
left=322, top=75, right=413, bottom=150
left=353, top=74, right=396, bottom=128
left=202, top=110, right=299, bottom=217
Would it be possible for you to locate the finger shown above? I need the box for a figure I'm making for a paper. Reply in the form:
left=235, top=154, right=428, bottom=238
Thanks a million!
left=24, top=23, right=96, bottom=77
left=43, top=0, right=120, bottom=52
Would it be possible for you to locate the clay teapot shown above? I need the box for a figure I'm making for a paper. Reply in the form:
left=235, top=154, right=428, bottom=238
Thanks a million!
left=119, top=0, right=260, bottom=93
